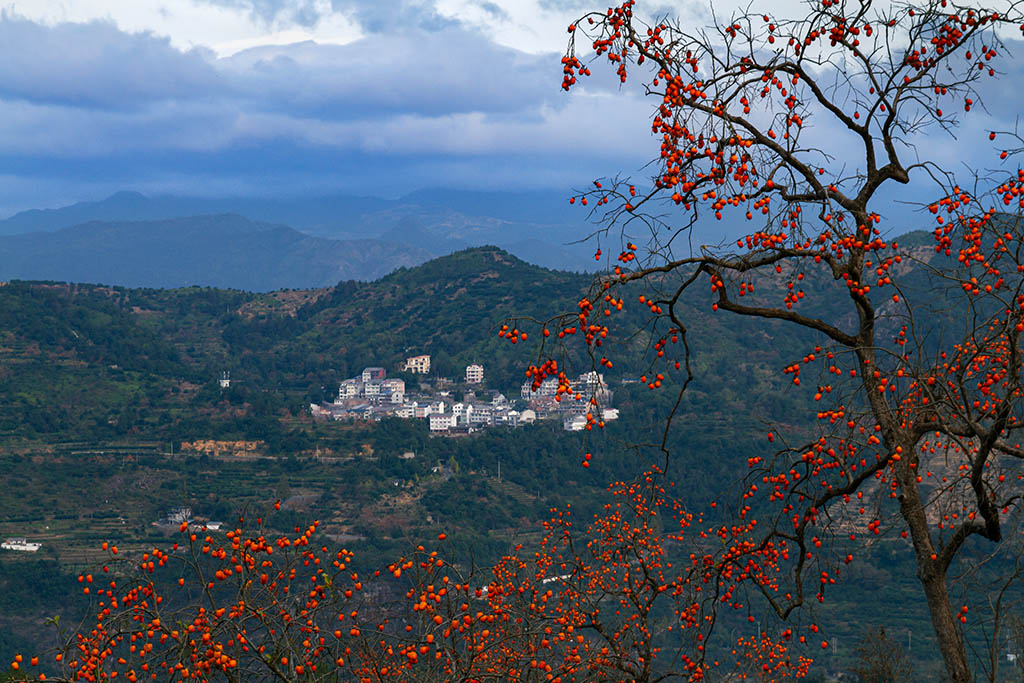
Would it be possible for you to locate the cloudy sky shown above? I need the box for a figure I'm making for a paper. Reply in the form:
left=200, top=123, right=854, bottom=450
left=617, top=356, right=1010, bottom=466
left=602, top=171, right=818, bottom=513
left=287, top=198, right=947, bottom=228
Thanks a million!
left=0, top=0, right=1021, bottom=220
left=0, top=0, right=661, bottom=216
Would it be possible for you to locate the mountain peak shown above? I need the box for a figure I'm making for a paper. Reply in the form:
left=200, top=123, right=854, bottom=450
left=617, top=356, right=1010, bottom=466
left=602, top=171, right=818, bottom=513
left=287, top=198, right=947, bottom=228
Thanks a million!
left=106, top=190, right=148, bottom=202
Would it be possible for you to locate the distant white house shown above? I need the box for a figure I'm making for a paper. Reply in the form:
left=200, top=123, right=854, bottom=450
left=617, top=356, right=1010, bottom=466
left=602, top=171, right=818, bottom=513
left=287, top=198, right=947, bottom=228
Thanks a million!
left=466, top=364, right=484, bottom=384
left=563, top=415, right=587, bottom=431
left=2, top=538, right=41, bottom=552
left=429, top=413, right=456, bottom=432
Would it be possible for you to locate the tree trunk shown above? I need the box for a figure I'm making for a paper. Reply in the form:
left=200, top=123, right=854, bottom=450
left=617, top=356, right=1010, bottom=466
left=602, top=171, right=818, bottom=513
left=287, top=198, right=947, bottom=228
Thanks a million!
left=919, top=563, right=972, bottom=682
left=900, top=474, right=973, bottom=681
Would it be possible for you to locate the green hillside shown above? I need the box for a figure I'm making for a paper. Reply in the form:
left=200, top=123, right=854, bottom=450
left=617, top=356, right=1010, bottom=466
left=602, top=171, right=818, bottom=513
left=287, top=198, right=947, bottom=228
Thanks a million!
left=0, top=242, right=993, bottom=678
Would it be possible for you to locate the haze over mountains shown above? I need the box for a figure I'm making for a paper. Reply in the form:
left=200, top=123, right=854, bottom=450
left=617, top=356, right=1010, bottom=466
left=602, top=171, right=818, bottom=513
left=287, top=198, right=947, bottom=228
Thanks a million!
left=0, top=190, right=601, bottom=289
left=0, top=215, right=434, bottom=291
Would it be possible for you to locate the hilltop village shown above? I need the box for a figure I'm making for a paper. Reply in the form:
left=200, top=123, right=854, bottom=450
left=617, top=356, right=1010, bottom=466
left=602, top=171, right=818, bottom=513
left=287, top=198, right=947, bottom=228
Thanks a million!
left=310, top=354, right=618, bottom=433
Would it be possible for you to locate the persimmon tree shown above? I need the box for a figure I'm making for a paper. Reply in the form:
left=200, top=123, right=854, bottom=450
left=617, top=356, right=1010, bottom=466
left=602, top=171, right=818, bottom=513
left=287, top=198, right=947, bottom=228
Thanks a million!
left=514, top=0, right=1024, bottom=680
left=8, top=487, right=809, bottom=682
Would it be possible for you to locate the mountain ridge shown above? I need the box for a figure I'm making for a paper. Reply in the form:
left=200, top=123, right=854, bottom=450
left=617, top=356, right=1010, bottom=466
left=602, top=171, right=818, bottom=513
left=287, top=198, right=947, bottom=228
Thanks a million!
left=0, top=190, right=601, bottom=274
left=0, top=213, right=433, bottom=290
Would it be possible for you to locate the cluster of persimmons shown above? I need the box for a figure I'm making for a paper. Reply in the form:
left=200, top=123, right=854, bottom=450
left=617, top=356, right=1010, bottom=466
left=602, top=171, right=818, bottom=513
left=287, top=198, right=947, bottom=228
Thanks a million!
left=10, top=477, right=819, bottom=682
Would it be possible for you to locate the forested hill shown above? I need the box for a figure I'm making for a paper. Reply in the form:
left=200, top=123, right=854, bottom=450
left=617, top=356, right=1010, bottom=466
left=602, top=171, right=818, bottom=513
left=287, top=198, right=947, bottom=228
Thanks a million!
left=0, top=247, right=591, bottom=442
left=0, top=240, right=826, bottom=448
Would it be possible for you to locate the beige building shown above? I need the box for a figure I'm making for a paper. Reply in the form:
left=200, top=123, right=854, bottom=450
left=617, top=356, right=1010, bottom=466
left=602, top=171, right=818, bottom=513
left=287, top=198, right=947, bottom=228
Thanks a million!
left=404, top=354, right=431, bottom=374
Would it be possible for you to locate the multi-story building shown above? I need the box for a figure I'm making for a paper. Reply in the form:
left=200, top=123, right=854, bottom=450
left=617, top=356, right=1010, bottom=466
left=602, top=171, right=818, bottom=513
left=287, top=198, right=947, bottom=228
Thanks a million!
left=469, top=405, right=492, bottom=426
left=521, top=376, right=559, bottom=400
left=465, top=364, right=484, bottom=384
left=381, top=378, right=405, bottom=404
left=362, top=367, right=386, bottom=383
left=574, top=371, right=612, bottom=404
left=404, top=355, right=431, bottom=374
left=337, top=379, right=361, bottom=400
left=429, top=413, right=455, bottom=432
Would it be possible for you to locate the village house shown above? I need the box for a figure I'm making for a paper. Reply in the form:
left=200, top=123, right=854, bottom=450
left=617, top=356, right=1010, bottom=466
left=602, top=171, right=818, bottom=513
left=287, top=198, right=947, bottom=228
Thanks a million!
left=1, top=538, right=41, bottom=552
left=465, top=363, right=484, bottom=384
left=404, top=355, right=431, bottom=374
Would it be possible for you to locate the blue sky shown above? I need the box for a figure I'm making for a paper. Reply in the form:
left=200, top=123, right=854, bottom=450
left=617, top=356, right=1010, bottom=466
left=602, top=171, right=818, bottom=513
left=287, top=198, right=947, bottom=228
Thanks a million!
left=1, top=0, right=1022, bottom=227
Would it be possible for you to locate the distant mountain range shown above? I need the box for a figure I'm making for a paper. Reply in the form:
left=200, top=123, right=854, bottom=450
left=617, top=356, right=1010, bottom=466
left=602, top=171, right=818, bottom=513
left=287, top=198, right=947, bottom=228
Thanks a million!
left=0, top=214, right=436, bottom=291
left=0, top=190, right=602, bottom=288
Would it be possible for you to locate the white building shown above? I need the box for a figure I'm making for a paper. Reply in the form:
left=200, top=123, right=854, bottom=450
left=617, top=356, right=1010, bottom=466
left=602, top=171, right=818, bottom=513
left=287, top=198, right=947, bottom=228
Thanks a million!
left=1, top=538, right=41, bottom=552
left=415, top=401, right=446, bottom=418
left=466, top=364, right=484, bottom=384
left=429, top=413, right=455, bottom=432
left=404, top=355, right=431, bottom=374
left=522, top=377, right=559, bottom=399
left=563, top=415, right=587, bottom=431
left=574, top=371, right=612, bottom=404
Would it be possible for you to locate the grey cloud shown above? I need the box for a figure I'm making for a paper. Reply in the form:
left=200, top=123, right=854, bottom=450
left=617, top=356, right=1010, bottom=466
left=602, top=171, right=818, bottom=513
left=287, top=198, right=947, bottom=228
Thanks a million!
left=0, top=17, right=220, bottom=110
left=328, top=0, right=456, bottom=33
left=0, top=15, right=565, bottom=119
left=0, top=16, right=597, bottom=160
left=536, top=0, right=590, bottom=11
left=196, top=0, right=456, bottom=33
left=193, top=0, right=329, bottom=27
left=222, top=27, right=561, bottom=118
left=478, top=2, right=511, bottom=21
